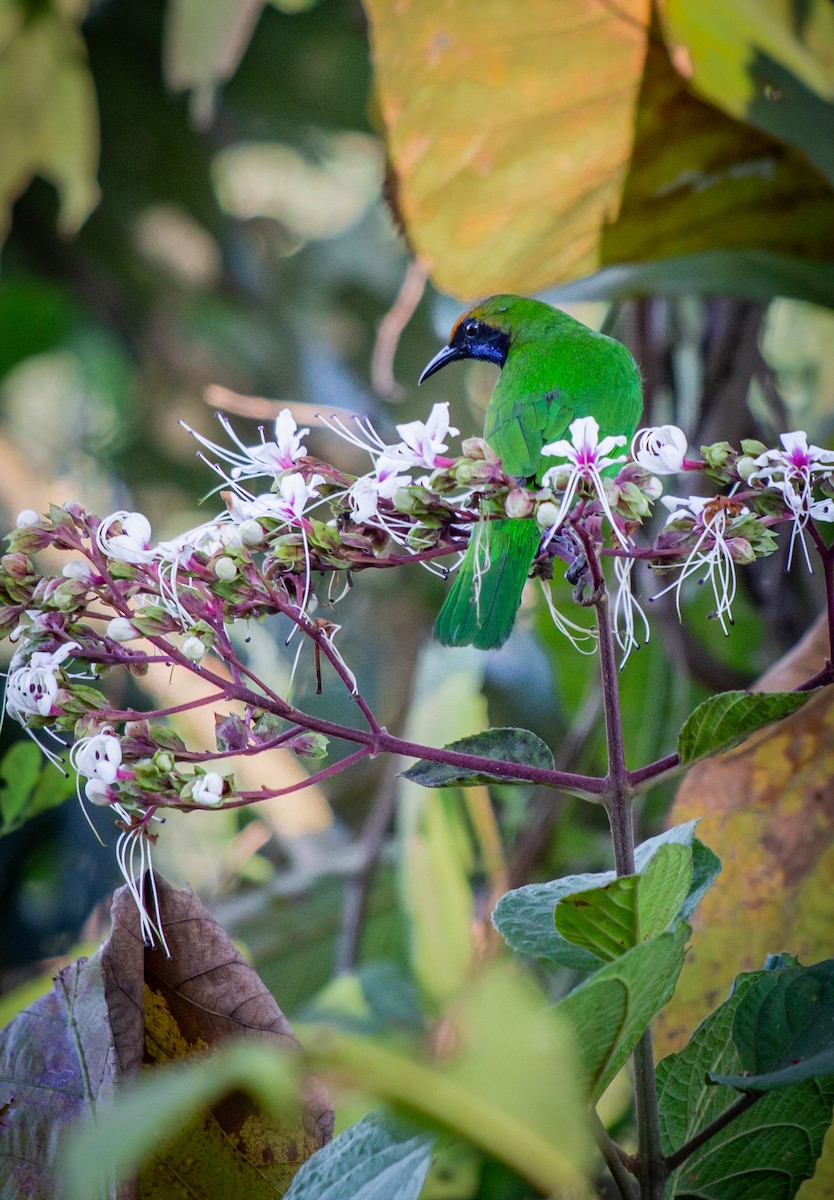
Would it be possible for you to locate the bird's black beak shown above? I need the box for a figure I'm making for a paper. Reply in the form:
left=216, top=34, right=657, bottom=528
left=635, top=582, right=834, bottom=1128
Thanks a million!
left=418, top=343, right=465, bottom=385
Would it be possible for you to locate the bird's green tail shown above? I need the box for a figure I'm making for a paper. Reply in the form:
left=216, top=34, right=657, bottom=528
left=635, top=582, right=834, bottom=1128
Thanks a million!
left=434, top=518, right=541, bottom=649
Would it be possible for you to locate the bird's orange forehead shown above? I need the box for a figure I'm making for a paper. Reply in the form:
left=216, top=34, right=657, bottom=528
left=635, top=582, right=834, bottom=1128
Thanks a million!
left=449, top=300, right=508, bottom=340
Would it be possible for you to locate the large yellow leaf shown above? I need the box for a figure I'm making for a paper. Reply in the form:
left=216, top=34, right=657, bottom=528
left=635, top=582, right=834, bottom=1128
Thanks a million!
left=654, top=617, right=834, bottom=1198
left=364, top=1, right=834, bottom=299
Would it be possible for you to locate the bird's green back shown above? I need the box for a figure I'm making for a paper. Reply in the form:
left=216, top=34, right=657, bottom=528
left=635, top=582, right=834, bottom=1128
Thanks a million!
left=463, top=295, right=643, bottom=479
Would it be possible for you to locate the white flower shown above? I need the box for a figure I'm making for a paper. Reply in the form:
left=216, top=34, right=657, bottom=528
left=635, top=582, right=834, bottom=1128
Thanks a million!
left=322, top=402, right=458, bottom=477
left=347, top=469, right=410, bottom=523
left=71, top=730, right=122, bottom=784
left=180, top=408, right=309, bottom=484
left=654, top=495, right=747, bottom=634
left=190, top=771, right=224, bottom=806
left=751, top=431, right=834, bottom=571
left=84, top=778, right=113, bottom=806
left=631, top=426, right=688, bottom=474
left=5, top=642, right=79, bottom=722
left=107, top=617, right=140, bottom=642
left=62, top=559, right=95, bottom=581
left=540, top=417, right=628, bottom=546
left=97, top=511, right=155, bottom=564
left=16, top=509, right=41, bottom=528
left=382, top=402, right=459, bottom=472
left=272, top=472, right=324, bottom=524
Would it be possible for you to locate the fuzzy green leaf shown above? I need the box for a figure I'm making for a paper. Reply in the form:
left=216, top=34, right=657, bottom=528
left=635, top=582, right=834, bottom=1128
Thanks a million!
left=402, top=727, right=554, bottom=788
left=494, top=822, right=717, bottom=970
left=710, top=959, right=834, bottom=1091
left=677, top=690, right=812, bottom=765
left=657, top=960, right=834, bottom=1197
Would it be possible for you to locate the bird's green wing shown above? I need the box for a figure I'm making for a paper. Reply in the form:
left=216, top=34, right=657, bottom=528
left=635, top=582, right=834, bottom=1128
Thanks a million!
left=484, top=386, right=573, bottom=479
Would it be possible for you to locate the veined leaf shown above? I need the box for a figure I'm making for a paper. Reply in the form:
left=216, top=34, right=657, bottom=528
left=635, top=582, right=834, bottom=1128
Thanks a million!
left=657, top=961, right=834, bottom=1197
left=493, top=821, right=717, bottom=969
left=677, top=689, right=812, bottom=765
left=556, top=923, right=688, bottom=1101
left=710, top=958, right=834, bottom=1091
left=284, top=1110, right=434, bottom=1200
left=402, top=726, right=554, bottom=788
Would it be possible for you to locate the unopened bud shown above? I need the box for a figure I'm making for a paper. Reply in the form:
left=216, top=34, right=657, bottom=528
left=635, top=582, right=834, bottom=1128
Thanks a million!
left=239, top=519, right=265, bottom=547
left=182, top=636, right=206, bottom=662
left=736, top=455, right=758, bottom=481
left=107, top=617, right=139, bottom=642
left=505, top=488, right=534, bottom=519
left=536, top=501, right=561, bottom=529
left=16, top=510, right=41, bottom=528
left=1, top=553, right=35, bottom=580
left=215, top=556, right=237, bottom=581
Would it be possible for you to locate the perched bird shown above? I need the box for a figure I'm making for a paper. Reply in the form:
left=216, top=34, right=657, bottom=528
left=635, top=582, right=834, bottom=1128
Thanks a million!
left=419, top=294, right=643, bottom=649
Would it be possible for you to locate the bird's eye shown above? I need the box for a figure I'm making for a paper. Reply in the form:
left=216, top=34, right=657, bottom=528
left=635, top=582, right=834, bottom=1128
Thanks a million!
left=462, top=319, right=480, bottom=340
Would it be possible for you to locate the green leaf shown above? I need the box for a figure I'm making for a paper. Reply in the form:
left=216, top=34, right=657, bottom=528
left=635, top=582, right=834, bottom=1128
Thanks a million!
left=638, top=843, right=692, bottom=941
left=0, top=741, right=74, bottom=835
left=657, top=0, right=834, bottom=186
left=64, top=1041, right=299, bottom=1200
left=710, top=959, right=834, bottom=1091
left=301, top=963, right=592, bottom=1196
left=402, top=727, right=554, bottom=788
left=677, top=690, right=812, bottom=765
left=657, top=963, right=834, bottom=1198
left=493, top=821, right=717, bottom=969
left=554, top=875, right=639, bottom=962
left=284, top=1110, right=434, bottom=1200
left=553, top=844, right=693, bottom=963
left=556, top=923, right=689, bottom=1101
left=546, top=251, right=834, bottom=311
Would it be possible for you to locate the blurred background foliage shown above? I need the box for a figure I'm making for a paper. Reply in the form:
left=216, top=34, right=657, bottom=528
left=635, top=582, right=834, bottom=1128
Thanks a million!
left=1, top=1, right=834, bottom=1188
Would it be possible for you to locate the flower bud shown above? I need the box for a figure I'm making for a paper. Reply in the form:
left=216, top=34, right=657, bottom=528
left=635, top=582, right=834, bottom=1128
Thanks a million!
left=701, top=441, right=732, bottom=469
left=536, top=501, right=561, bottom=529
left=736, top=455, right=758, bottom=481
left=107, top=617, right=139, bottom=642
left=288, top=732, right=329, bottom=759
left=182, top=636, right=206, bottom=662
left=62, top=559, right=95, bottom=581
left=16, top=509, right=41, bottom=528
left=2, top=553, right=35, bottom=581
left=239, top=519, right=265, bottom=547
left=153, top=750, right=176, bottom=774
left=505, top=488, right=534, bottom=519
left=214, top=556, right=237, bottom=581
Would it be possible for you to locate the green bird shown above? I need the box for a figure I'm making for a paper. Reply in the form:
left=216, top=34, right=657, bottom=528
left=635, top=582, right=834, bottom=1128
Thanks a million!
left=419, top=294, right=643, bottom=649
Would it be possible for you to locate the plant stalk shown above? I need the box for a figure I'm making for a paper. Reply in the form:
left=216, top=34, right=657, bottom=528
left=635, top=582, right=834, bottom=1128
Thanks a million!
left=591, top=546, right=667, bottom=1200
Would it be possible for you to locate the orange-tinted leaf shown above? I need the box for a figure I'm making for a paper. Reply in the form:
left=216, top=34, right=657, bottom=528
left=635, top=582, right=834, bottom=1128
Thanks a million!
left=654, top=616, right=834, bottom=1198
left=365, top=2, right=834, bottom=299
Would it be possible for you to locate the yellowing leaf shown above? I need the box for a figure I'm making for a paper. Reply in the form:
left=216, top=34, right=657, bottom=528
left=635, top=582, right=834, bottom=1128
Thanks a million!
left=653, top=620, right=834, bottom=1199
left=364, top=0, right=834, bottom=298
left=0, top=4, right=99, bottom=242
left=366, top=0, right=651, bottom=297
